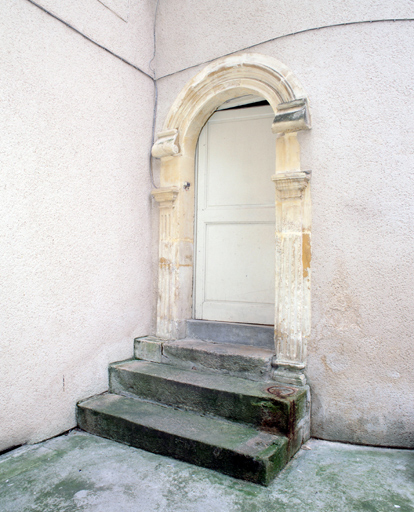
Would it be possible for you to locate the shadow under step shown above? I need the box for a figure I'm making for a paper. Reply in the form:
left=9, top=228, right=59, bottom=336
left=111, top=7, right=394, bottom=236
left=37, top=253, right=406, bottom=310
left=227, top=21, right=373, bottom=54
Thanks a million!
left=109, top=360, right=307, bottom=436
left=77, top=393, right=288, bottom=485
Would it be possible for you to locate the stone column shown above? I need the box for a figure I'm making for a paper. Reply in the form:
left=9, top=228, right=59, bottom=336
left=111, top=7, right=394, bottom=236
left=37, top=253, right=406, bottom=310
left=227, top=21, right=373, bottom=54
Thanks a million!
left=151, top=186, right=179, bottom=339
left=272, top=169, right=311, bottom=385
left=151, top=129, right=196, bottom=341
left=271, top=100, right=311, bottom=386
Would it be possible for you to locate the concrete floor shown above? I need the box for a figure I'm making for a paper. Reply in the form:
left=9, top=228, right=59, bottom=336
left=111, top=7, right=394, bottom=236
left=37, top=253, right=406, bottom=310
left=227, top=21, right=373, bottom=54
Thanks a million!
left=0, top=430, right=412, bottom=512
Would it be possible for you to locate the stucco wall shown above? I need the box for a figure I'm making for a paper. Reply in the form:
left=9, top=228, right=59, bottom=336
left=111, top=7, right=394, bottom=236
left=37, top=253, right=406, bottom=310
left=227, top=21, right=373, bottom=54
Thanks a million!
left=154, top=19, right=414, bottom=447
left=0, top=0, right=155, bottom=450
left=155, top=0, right=414, bottom=78
left=26, top=0, right=155, bottom=73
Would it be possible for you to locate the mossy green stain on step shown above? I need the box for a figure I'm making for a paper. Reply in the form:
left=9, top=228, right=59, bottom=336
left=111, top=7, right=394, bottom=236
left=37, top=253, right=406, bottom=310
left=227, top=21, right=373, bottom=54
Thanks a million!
left=77, top=393, right=289, bottom=485
left=109, top=360, right=307, bottom=434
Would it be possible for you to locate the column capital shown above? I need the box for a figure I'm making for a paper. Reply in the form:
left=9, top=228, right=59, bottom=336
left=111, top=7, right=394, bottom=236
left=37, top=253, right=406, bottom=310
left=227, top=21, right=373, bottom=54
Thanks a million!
left=272, top=171, right=311, bottom=200
left=151, top=186, right=179, bottom=208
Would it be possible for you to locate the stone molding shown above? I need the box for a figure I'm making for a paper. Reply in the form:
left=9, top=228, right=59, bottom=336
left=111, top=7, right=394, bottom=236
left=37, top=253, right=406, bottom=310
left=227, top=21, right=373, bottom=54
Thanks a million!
left=157, top=54, right=311, bottom=153
left=272, top=98, right=311, bottom=134
left=151, top=130, right=180, bottom=159
left=151, top=186, right=179, bottom=207
left=272, top=171, right=310, bottom=200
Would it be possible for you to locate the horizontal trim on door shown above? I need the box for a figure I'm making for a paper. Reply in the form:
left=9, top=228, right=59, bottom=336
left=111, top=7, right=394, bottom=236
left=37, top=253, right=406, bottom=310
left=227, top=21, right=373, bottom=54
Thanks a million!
left=201, top=301, right=275, bottom=325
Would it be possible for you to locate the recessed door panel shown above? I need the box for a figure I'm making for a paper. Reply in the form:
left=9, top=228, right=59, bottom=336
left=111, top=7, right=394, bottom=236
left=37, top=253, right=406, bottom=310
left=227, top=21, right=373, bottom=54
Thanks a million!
left=205, top=115, right=276, bottom=207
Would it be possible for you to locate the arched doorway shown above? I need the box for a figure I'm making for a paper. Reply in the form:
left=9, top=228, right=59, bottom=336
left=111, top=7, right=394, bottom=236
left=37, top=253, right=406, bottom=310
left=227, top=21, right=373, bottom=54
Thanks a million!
left=151, top=53, right=311, bottom=385
left=194, top=100, right=276, bottom=326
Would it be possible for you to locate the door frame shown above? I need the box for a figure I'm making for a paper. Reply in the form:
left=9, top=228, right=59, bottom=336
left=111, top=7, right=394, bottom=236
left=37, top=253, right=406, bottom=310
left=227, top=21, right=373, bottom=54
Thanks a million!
left=151, top=53, right=312, bottom=384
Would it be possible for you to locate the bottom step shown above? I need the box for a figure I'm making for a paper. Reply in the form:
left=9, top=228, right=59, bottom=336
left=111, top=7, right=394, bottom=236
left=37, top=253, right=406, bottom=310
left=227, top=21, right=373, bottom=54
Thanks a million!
left=77, top=393, right=288, bottom=485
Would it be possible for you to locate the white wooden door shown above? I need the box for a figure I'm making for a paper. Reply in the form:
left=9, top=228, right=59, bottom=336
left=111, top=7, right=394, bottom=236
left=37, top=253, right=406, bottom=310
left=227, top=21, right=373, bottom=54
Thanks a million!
left=194, top=104, right=275, bottom=325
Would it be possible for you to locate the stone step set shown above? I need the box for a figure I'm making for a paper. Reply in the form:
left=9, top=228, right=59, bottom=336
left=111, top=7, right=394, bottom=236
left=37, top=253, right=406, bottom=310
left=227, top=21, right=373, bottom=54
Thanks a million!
left=77, top=326, right=310, bottom=485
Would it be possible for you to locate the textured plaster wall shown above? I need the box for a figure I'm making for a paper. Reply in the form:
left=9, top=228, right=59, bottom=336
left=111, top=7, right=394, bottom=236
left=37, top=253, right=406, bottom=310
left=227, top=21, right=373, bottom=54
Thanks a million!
left=155, top=0, right=414, bottom=77
left=155, top=20, right=414, bottom=447
left=28, top=0, right=156, bottom=74
left=0, top=0, right=154, bottom=450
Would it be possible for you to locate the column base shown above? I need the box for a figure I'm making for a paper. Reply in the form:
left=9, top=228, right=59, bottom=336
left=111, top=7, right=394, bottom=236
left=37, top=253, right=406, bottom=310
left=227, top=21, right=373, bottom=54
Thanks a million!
left=272, top=363, right=307, bottom=386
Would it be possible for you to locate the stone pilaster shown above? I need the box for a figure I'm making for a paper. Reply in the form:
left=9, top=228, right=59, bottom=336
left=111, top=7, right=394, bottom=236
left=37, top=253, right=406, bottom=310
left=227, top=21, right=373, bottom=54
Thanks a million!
left=151, top=187, right=179, bottom=339
left=271, top=131, right=311, bottom=386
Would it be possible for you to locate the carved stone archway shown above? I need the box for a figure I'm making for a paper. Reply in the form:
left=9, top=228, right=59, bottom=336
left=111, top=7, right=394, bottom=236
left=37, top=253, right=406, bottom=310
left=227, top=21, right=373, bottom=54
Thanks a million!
left=151, top=53, right=312, bottom=385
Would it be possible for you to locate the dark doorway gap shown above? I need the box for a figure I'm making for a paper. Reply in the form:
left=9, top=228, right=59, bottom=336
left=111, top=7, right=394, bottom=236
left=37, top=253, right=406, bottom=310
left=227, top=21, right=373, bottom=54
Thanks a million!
left=219, top=100, right=269, bottom=111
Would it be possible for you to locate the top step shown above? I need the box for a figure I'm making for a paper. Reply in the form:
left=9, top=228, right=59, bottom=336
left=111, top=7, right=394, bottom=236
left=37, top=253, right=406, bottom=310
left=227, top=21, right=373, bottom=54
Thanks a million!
left=135, top=337, right=274, bottom=381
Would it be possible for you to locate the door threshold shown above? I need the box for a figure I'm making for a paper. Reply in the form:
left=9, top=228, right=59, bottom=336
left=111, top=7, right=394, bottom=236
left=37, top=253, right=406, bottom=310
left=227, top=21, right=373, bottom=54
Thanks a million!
left=187, top=320, right=274, bottom=350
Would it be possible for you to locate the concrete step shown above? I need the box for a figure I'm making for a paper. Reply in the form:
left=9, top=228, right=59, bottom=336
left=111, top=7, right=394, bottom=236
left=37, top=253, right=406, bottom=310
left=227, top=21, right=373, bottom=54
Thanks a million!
left=77, top=393, right=288, bottom=485
left=109, top=359, right=307, bottom=436
left=134, top=337, right=274, bottom=381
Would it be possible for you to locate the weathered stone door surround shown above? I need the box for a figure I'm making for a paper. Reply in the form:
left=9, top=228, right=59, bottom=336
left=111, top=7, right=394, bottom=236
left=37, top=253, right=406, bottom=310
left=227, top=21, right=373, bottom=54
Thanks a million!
left=151, top=54, right=312, bottom=385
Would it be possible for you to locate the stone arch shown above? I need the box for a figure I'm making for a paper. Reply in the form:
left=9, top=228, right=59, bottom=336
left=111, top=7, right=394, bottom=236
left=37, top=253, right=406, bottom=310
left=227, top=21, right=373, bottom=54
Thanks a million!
left=151, top=53, right=311, bottom=385
left=153, top=53, right=309, bottom=162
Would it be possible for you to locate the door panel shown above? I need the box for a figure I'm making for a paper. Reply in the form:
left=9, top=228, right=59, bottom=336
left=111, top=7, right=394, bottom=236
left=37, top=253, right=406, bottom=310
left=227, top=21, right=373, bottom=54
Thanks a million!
left=195, top=104, right=275, bottom=325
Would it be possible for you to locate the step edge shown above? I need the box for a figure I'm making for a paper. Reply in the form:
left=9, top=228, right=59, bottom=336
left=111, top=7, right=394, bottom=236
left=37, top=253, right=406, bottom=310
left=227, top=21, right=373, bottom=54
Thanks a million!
left=164, top=338, right=275, bottom=357
left=134, top=336, right=275, bottom=358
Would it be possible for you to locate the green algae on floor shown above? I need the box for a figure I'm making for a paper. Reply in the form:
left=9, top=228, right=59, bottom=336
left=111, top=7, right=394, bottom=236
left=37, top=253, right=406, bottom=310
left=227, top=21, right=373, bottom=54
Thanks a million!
left=0, top=430, right=413, bottom=512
